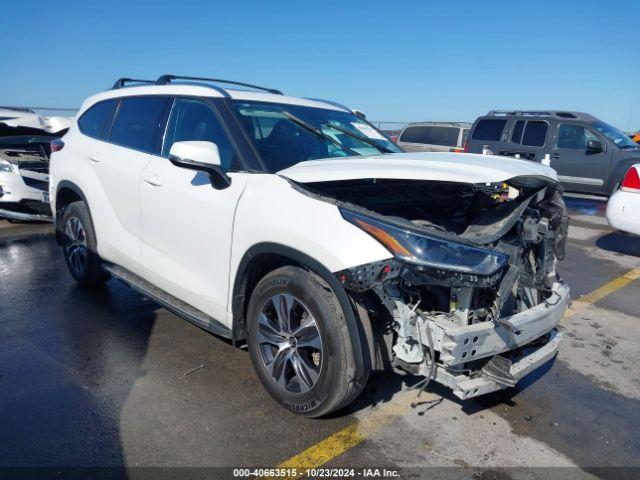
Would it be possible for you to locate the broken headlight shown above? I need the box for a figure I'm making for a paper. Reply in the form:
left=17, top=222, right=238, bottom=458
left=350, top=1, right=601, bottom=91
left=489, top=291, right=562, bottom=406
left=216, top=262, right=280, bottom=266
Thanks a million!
left=341, top=209, right=508, bottom=276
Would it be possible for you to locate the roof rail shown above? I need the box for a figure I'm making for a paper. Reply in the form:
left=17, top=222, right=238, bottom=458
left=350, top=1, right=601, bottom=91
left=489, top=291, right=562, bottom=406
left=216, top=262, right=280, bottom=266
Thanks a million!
left=487, top=110, right=553, bottom=117
left=112, top=78, right=156, bottom=89
left=156, top=75, right=283, bottom=95
left=408, top=121, right=471, bottom=126
left=304, top=98, right=352, bottom=112
left=486, top=110, right=582, bottom=120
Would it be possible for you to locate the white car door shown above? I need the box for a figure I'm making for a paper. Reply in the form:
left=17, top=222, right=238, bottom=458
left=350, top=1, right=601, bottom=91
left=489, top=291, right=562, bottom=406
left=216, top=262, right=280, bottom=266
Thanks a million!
left=139, top=97, right=247, bottom=326
left=89, top=95, right=170, bottom=271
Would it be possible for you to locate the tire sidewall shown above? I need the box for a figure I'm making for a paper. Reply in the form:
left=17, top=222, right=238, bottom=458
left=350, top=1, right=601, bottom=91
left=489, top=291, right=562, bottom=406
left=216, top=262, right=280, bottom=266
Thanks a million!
left=61, top=202, right=100, bottom=284
left=247, top=267, right=349, bottom=416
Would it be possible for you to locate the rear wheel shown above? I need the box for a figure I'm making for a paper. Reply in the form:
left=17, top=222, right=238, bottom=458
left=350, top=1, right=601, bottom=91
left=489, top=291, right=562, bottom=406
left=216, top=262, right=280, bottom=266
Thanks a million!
left=61, top=201, right=108, bottom=287
left=246, top=266, right=368, bottom=417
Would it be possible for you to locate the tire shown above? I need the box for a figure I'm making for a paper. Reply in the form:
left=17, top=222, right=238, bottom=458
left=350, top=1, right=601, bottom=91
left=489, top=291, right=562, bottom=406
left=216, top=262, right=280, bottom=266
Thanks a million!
left=246, top=266, right=369, bottom=417
left=611, top=179, right=622, bottom=196
left=61, top=201, right=108, bottom=287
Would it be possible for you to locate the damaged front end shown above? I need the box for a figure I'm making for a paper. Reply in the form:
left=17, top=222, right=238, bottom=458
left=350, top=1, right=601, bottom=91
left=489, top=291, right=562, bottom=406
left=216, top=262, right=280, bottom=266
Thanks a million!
left=312, top=176, right=570, bottom=399
left=0, top=118, right=67, bottom=222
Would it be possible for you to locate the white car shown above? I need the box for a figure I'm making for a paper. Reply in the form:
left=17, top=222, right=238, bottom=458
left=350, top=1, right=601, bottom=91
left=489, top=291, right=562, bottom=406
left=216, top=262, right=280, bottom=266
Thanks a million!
left=0, top=108, right=71, bottom=221
left=50, top=76, right=570, bottom=417
left=606, top=164, right=640, bottom=235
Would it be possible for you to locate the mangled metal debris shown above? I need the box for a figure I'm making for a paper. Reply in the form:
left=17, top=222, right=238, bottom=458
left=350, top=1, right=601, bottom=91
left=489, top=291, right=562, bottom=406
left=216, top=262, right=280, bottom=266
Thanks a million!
left=291, top=169, right=570, bottom=399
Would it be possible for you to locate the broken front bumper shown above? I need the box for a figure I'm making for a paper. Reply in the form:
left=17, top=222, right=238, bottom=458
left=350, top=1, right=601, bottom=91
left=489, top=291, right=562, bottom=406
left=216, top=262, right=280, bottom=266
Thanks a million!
left=422, top=281, right=569, bottom=399
left=0, top=173, right=52, bottom=222
left=0, top=202, right=52, bottom=222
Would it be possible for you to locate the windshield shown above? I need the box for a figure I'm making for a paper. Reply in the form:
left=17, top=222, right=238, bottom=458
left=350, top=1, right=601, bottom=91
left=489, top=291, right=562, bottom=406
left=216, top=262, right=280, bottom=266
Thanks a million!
left=231, top=100, right=401, bottom=172
left=593, top=121, right=638, bottom=149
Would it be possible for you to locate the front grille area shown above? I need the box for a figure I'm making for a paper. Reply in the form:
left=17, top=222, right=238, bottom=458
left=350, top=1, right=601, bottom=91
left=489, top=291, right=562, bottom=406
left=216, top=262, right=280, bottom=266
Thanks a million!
left=19, top=162, right=49, bottom=173
left=21, top=176, right=48, bottom=191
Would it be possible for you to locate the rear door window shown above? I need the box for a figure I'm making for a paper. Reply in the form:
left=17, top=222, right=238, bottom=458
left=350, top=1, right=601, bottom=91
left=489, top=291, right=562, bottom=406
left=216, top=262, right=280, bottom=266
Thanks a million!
left=511, top=120, right=525, bottom=143
left=471, top=119, right=507, bottom=141
left=399, top=126, right=430, bottom=144
left=426, top=126, right=459, bottom=146
left=521, top=121, right=548, bottom=147
left=110, top=96, right=168, bottom=153
left=78, top=99, right=116, bottom=140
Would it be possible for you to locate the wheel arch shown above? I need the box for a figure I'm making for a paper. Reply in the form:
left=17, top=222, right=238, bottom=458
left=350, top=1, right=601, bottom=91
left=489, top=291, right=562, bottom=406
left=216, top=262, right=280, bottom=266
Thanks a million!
left=54, top=180, right=91, bottom=245
left=231, top=243, right=373, bottom=375
left=607, top=157, right=640, bottom=193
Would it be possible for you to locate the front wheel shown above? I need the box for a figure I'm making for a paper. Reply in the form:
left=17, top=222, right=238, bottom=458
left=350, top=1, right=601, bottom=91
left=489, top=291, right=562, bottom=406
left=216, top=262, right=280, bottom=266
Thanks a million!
left=246, top=266, right=368, bottom=417
left=61, top=201, right=108, bottom=287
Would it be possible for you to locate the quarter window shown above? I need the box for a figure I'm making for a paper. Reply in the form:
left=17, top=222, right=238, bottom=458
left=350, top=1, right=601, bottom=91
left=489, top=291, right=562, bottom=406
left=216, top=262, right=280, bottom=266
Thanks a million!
left=556, top=124, right=599, bottom=150
left=78, top=99, right=115, bottom=140
left=110, top=96, right=168, bottom=153
left=521, top=121, right=548, bottom=147
left=399, top=126, right=429, bottom=144
left=426, top=127, right=459, bottom=147
left=162, top=98, right=238, bottom=171
left=399, top=126, right=459, bottom=146
left=471, top=119, right=507, bottom=141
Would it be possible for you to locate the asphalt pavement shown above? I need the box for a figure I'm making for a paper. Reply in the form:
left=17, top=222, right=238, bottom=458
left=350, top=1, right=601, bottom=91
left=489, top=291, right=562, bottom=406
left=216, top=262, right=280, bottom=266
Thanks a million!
left=0, top=195, right=638, bottom=479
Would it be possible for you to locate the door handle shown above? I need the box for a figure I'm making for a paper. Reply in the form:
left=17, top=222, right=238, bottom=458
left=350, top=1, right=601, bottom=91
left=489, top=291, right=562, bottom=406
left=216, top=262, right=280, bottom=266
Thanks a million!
left=143, top=174, right=163, bottom=187
left=89, top=153, right=101, bottom=163
left=551, top=153, right=561, bottom=159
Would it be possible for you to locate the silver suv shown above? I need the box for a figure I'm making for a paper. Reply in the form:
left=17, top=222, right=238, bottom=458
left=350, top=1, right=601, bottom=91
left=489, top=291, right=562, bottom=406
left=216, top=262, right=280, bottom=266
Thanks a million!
left=397, top=122, right=471, bottom=152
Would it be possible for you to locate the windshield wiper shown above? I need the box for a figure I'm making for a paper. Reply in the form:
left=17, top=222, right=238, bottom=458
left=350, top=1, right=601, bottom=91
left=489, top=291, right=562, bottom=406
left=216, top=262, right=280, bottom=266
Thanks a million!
left=325, top=122, right=395, bottom=154
left=282, top=111, right=360, bottom=157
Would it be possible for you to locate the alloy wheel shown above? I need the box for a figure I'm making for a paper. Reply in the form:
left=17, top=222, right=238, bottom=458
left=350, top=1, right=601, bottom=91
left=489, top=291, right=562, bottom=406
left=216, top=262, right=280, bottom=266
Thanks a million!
left=64, top=216, right=88, bottom=275
left=256, top=294, right=323, bottom=394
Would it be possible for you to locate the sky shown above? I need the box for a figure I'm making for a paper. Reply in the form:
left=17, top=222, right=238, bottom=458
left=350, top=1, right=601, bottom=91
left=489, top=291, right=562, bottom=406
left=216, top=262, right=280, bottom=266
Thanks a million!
left=2, top=0, right=639, bottom=131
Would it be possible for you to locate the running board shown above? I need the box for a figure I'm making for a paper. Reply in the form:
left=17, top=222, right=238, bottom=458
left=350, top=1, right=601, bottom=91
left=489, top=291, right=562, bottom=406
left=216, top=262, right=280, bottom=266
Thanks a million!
left=103, top=264, right=232, bottom=339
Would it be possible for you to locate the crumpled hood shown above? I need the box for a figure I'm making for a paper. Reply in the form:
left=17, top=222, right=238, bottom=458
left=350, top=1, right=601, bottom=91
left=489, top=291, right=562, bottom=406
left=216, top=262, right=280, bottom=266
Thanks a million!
left=0, top=114, right=72, bottom=134
left=278, top=152, right=557, bottom=184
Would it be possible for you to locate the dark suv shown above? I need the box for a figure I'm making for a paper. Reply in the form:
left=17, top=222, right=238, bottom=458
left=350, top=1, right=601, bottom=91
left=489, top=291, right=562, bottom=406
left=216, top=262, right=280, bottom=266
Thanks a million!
left=466, top=111, right=640, bottom=196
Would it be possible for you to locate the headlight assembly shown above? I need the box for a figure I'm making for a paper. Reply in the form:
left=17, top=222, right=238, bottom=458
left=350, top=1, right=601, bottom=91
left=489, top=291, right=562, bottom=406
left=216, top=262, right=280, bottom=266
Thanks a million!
left=341, top=209, right=508, bottom=276
left=0, top=159, right=14, bottom=173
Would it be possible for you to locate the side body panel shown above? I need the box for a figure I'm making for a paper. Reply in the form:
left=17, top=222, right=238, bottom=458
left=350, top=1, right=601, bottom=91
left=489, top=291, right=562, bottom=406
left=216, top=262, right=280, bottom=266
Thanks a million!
left=89, top=140, right=155, bottom=269
left=51, top=127, right=148, bottom=275
left=550, top=122, right=611, bottom=194
left=227, top=174, right=392, bottom=323
left=140, top=160, right=248, bottom=324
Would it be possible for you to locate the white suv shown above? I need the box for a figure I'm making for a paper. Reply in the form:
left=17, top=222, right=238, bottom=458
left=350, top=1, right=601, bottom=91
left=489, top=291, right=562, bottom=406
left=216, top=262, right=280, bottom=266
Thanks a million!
left=50, top=75, right=570, bottom=416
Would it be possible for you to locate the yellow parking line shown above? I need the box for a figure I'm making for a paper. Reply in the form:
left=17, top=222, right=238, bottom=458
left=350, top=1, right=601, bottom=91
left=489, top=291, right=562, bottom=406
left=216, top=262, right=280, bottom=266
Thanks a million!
left=562, top=267, right=640, bottom=321
left=278, top=423, right=362, bottom=472
left=276, top=391, right=420, bottom=477
left=275, top=267, right=640, bottom=477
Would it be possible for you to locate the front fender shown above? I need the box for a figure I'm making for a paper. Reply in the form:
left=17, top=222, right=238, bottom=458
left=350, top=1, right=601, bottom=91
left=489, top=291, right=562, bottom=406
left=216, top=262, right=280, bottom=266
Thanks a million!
left=608, top=157, right=640, bottom=193
left=229, top=175, right=391, bottom=280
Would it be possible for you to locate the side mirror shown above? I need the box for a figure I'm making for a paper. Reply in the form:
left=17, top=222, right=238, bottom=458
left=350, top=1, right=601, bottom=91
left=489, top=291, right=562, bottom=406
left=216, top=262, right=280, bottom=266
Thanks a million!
left=586, top=139, right=604, bottom=152
left=168, top=141, right=231, bottom=189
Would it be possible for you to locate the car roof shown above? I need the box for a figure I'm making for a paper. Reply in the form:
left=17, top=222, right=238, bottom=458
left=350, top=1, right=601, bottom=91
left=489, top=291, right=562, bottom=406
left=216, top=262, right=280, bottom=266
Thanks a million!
left=482, top=110, right=600, bottom=122
left=403, top=121, right=471, bottom=128
left=78, top=83, right=349, bottom=117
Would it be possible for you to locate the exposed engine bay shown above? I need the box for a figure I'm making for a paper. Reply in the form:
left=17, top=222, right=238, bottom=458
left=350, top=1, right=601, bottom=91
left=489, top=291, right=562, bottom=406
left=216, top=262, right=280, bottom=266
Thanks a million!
left=296, top=175, right=570, bottom=399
